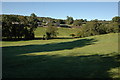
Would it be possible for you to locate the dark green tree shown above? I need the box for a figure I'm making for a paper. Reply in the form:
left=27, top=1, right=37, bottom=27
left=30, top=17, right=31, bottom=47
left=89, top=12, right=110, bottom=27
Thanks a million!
left=2, top=15, right=12, bottom=39
left=66, top=16, right=74, bottom=25
left=2, top=15, right=22, bottom=39
left=25, top=13, right=39, bottom=39
left=30, top=13, right=37, bottom=17
left=46, top=26, right=58, bottom=39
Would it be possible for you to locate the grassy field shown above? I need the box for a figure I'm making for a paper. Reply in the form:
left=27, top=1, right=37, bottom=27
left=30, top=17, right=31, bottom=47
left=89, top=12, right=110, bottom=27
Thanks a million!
left=2, top=28, right=120, bottom=78
left=35, top=27, right=79, bottom=37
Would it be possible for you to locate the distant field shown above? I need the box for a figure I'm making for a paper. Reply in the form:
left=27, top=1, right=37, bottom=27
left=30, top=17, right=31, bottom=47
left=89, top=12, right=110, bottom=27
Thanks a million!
left=35, top=27, right=79, bottom=37
left=2, top=33, right=119, bottom=78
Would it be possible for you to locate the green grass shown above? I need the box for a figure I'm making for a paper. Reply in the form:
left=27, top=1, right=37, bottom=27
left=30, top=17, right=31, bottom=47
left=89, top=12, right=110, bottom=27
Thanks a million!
left=2, top=32, right=120, bottom=78
left=35, top=27, right=79, bottom=37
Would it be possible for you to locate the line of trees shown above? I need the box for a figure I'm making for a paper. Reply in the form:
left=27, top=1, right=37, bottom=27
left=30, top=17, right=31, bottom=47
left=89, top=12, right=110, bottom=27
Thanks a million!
left=1, top=13, right=120, bottom=40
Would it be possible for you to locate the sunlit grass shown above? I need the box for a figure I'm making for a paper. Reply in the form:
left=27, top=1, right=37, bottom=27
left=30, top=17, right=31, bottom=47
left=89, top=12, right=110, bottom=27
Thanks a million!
left=108, top=67, right=120, bottom=78
left=35, top=27, right=79, bottom=37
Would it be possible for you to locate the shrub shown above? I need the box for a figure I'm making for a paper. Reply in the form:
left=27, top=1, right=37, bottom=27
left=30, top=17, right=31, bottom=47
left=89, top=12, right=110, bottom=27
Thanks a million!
left=46, top=26, right=58, bottom=39
left=70, top=33, right=76, bottom=38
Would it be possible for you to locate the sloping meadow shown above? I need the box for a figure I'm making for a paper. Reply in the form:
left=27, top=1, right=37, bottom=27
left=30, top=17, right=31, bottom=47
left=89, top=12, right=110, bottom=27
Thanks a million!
left=2, top=33, right=119, bottom=79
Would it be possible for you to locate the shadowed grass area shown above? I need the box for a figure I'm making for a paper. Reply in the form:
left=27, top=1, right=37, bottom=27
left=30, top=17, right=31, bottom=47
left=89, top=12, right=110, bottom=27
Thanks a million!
left=2, top=38, right=97, bottom=55
left=2, top=37, right=75, bottom=41
left=2, top=53, right=120, bottom=78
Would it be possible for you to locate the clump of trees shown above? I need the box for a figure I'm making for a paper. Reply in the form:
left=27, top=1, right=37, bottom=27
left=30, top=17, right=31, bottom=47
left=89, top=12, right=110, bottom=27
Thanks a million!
left=77, top=17, right=120, bottom=38
left=2, top=13, right=39, bottom=40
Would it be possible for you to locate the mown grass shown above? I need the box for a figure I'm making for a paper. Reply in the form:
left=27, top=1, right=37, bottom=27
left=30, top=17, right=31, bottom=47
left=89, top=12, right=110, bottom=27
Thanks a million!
left=2, top=28, right=120, bottom=79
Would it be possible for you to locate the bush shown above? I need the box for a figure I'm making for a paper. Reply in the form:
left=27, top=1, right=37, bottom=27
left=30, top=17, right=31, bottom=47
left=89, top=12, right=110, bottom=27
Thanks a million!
left=70, top=33, right=76, bottom=38
left=46, top=26, right=58, bottom=39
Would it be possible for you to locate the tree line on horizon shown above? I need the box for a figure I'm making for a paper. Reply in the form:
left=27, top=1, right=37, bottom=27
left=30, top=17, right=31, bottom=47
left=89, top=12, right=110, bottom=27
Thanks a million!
left=1, top=13, right=120, bottom=40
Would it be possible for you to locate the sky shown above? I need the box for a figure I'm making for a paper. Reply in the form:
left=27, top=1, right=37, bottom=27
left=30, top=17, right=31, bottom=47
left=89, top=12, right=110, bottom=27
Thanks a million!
left=2, top=2, right=118, bottom=20
left=1, top=0, right=120, bottom=2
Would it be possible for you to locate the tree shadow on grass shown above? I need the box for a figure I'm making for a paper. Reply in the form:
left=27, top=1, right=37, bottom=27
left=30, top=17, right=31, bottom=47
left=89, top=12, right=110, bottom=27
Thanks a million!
left=2, top=38, right=97, bottom=55
left=2, top=53, right=120, bottom=79
left=2, top=37, right=74, bottom=41
left=2, top=37, right=43, bottom=41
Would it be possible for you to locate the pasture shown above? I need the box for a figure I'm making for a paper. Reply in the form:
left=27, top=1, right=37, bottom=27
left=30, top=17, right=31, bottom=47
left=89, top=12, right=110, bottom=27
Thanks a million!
left=2, top=27, right=120, bottom=79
